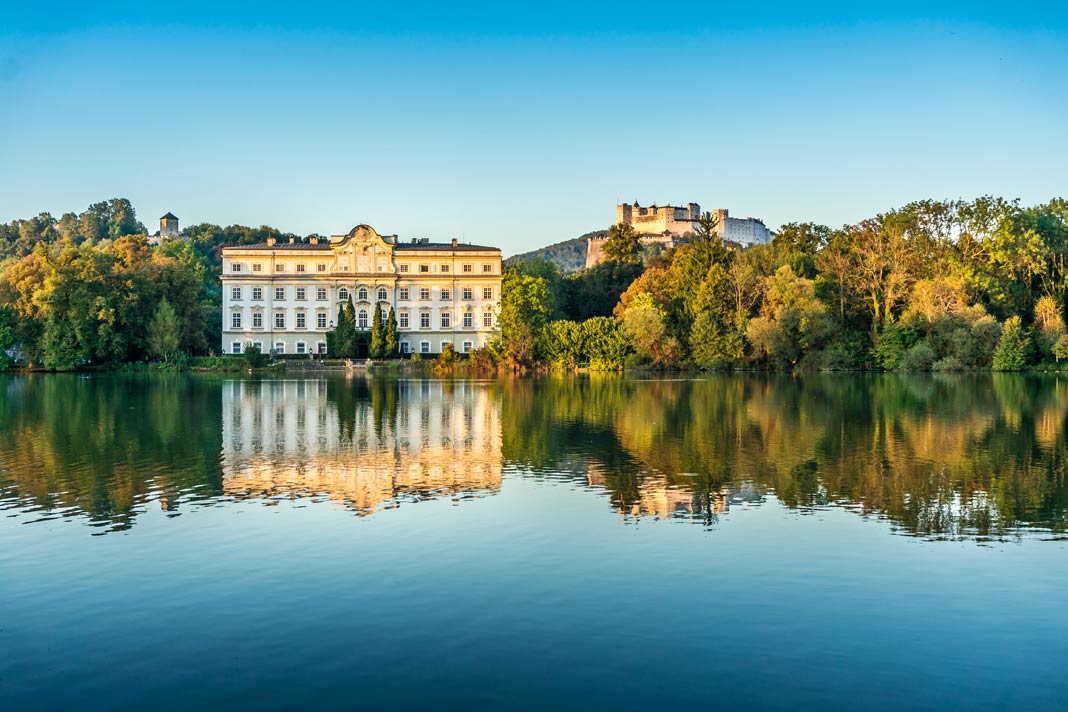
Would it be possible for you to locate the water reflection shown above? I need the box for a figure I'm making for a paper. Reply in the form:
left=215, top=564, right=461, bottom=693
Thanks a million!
left=2, top=373, right=1068, bottom=539
left=221, top=379, right=501, bottom=513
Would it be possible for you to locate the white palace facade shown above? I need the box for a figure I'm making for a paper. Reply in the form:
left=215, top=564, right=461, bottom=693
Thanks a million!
left=220, top=224, right=502, bottom=357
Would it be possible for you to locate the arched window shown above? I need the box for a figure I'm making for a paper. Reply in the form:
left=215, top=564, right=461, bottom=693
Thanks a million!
left=377, top=287, right=388, bottom=302
left=358, top=309, right=368, bottom=329
left=357, top=287, right=368, bottom=301
left=338, top=287, right=349, bottom=301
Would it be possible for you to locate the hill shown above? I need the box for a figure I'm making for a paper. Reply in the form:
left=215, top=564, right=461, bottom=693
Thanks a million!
left=504, top=230, right=606, bottom=274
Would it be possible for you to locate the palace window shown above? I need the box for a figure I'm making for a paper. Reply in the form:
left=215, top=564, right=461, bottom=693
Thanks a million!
left=317, top=312, right=327, bottom=329
left=399, top=287, right=409, bottom=301
left=231, top=312, right=242, bottom=329
left=296, top=312, right=306, bottom=329
left=420, top=312, right=430, bottom=329
left=317, top=342, right=327, bottom=354
left=483, top=312, right=493, bottom=327
left=463, top=341, right=473, bottom=353
left=399, top=312, right=409, bottom=329
left=441, top=264, right=450, bottom=273
left=252, top=287, right=263, bottom=301
left=377, top=287, right=388, bottom=301
left=463, top=264, right=472, bottom=273
left=440, top=341, right=450, bottom=353
left=338, top=287, right=349, bottom=301
left=316, top=287, right=327, bottom=301
left=419, top=287, right=430, bottom=300
left=463, top=312, right=473, bottom=328
left=276, top=263, right=286, bottom=272
left=296, top=264, right=306, bottom=273
left=317, top=263, right=327, bottom=273
left=400, top=341, right=410, bottom=354
left=440, top=288, right=451, bottom=301
left=441, top=312, right=451, bottom=328
left=462, top=287, right=473, bottom=300
left=419, top=264, right=430, bottom=273
left=231, top=287, right=242, bottom=301
left=252, top=263, right=262, bottom=273
left=399, top=264, right=409, bottom=273
left=275, top=312, right=285, bottom=329
left=253, top=312, right=263, bottom=329
left=483, top=287, right=493, bottom=300
left=339, top=261, right=349, bottom=271
left=275, top=342, right=285, bottom=354
left=483, top=264, right=493, bottom=273
left=296, top=342, right=306, bottom=354
left=358, top=309, right=368, bottom=329
left=231, top=342, right=242, bottom=354
left=231, top=263, right=241, bottom=272
left=296, top=287, right=306, bottom=301
left=275, top=287, right=285, bottom=300
left=357, top=287, right=368, bottom=301
left=420, top=341, right=430, bottom=354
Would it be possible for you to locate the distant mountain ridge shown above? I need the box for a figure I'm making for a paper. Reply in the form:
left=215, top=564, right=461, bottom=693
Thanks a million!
left=505, top=230, right=607, bottom=273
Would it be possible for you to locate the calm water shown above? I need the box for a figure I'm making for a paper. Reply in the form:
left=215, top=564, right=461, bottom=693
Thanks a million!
left=2, top=373, right=1068, bottom=710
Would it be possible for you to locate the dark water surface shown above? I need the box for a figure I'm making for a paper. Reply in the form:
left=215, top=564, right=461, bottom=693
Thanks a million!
left=2, top=373, right=1068, bottom=710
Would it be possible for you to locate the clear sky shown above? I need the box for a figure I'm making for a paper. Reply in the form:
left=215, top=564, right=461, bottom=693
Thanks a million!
left=1, top=1, right=1066, bottom=255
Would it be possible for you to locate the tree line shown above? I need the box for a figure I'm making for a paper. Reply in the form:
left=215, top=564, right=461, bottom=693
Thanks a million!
left=492, top=197, right=1068, bottom=372
left=2, top=195, right=1067, bottom=371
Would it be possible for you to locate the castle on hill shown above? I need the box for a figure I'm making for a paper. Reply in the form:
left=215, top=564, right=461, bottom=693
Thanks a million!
left=585, top=201, right=775, bottom=268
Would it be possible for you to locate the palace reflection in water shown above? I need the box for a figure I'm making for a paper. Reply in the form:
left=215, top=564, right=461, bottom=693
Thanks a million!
left=220, top=378, right=501, bottom=513
left=2, top=373, right=1068, bottom=539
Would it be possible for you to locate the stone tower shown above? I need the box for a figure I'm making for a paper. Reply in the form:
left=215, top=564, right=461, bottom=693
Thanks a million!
left=160, top=212, right=179, bottom=239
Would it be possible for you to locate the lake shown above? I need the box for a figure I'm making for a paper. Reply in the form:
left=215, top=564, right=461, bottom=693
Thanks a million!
left=2, top=373, right=1068, bottom=710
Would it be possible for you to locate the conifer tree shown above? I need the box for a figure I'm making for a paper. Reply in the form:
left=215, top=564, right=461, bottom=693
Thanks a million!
left=370, top=303, right=385, bottom=358
left=385, top=307, right=398, bottom=358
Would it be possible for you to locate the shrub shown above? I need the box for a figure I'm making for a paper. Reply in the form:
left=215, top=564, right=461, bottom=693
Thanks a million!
left=900, top=340, right=936, bottom=371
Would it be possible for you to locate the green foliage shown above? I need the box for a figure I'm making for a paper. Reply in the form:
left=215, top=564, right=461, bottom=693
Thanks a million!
left=147, top=297, right=180, bottom=362
left=384, top=307, right=398, bottom=357
left=602, top=222, right=642, bottom=265
left=582, top=316, right=629, bottom=371
left=622, top=293, right=680, bottom=367
left=327, top=297, right=357, bottom=359
left=539, top=320, right=585, bottom=369
left=242, top=342, right=269, bottom=369
left=992, top=316, right=1031, bottom=371
left=899, top=340, right=937, bottom=371
left=498, top=269, right=554, bottom=369
left=746, top=265, right=834, bottom=369
left=0, top=306, right=15, bottom=370
left=1055, top=335, right=1068, bottom=363
left=370, top=303, right=385, bottom=358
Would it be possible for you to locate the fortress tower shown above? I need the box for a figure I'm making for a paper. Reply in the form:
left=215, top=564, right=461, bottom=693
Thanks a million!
left=160, top=212, right=179, bottom=239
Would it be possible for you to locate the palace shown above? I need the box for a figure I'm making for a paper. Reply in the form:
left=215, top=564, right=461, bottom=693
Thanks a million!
left=220, top=224, right=502, bottom=357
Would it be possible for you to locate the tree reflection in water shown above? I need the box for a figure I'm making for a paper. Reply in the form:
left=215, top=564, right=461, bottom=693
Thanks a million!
left=1, top=373, right=1066, bottom=538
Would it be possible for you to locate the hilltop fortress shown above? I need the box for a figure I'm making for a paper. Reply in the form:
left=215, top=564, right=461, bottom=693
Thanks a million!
left=585, top=202, right=775, bottom=268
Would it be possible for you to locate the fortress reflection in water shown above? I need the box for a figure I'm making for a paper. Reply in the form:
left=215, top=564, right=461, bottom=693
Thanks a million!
left=220, top=379, right=502, bottom=514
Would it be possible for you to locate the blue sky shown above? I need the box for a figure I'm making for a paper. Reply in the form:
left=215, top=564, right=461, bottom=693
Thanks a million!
left=1, top=1, right=1066, bottom=255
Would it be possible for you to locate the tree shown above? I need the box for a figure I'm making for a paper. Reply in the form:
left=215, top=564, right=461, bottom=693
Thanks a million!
left=498, top=269, right=554, bottom=369
left=849, top=213, right=916, bottom=330
left=992, top=316, right=1030, bottom=371
left=328, top=297, right=356, bottom=358
left=746, top=265, right=835, bottom=368
left=147, top=298, right=180, bottom=362
left=0, top=306, right=16, bottom=370
left=1033, top=295, right=1065, bottom=360
left=370, top=303, right=385, bottom=358
left=384, top=307, right=398, bottom=358
left=690, top=262, right=743, bottom=369
left=602, top=222, right=642, bottom=264
left=582, top=317, right=629, bottom=371
left=623, top=293, right=680, bottom=367
left=539, top=320, right=585, bottom=369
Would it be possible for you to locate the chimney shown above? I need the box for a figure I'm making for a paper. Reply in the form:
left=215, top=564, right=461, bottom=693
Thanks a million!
left=289, top=237, right=295, bottom=244
left=451, top=238, right=458, bottom=247
left=267, top=238, right=276, bottom=246
left=309, top=237, right=318, bottom=245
